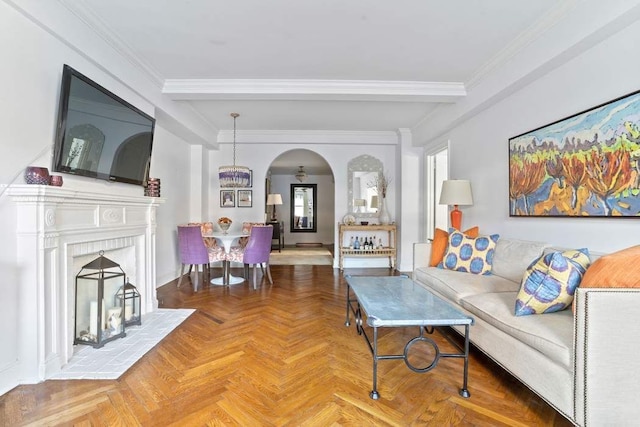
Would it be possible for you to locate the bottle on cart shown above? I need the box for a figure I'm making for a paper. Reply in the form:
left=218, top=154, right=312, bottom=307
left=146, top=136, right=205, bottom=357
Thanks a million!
left=363, top=236, right=369, bottom=251
left=378, top=238, right=383, bottom=249
left=353, top=236, right=360, bottom=250
left=370, top=236, right=375, bottom=250
left=349, top=236, right=354, bottom=249
left=359, top=237, right=364, bottom=250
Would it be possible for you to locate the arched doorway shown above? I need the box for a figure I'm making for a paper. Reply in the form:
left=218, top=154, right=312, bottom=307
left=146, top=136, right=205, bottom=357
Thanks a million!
left=267, top=149, right=335, bottom=248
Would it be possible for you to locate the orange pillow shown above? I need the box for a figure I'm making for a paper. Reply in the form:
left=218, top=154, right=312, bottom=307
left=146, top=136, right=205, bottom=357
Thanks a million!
left=429, top=226, right=479, bottom=267
left=580, top=245, right=640, bottom=288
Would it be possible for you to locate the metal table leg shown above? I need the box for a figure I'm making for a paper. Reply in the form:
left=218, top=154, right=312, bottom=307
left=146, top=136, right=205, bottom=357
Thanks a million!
left=370, top=326, right=380, bottom=400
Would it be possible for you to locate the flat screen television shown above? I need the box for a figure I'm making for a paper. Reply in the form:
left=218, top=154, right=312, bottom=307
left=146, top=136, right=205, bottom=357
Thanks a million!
left=52, top=64, right=155, bottom=186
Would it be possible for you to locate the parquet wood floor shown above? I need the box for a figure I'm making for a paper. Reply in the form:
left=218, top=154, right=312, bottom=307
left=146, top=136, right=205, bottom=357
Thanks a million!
left=0, top=265, right=573, bottom=426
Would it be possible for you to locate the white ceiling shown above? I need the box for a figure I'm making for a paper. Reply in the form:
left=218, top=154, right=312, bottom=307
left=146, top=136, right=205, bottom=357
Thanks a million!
left=70, top=0, right=561, bottom=134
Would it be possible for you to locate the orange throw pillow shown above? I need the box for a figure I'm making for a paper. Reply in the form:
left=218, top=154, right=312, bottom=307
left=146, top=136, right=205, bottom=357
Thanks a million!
left=429, top=226, right=479, bottom=267
left=580, top=245, right=640, bottom=288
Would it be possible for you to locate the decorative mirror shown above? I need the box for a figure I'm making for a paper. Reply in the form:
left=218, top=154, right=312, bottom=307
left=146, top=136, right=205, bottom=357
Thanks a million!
left=290, top=184, right=317, bottom=233
left=348, top=155, right=383, bottom=218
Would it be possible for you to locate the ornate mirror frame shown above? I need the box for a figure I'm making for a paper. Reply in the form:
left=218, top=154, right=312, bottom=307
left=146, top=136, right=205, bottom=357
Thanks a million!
left=347, top=155, right=383, bottom=218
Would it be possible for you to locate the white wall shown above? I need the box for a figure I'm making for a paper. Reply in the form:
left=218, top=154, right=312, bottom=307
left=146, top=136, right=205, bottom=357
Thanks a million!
left=0, top=1, right=193, bottom=394
left=208, top=142, right=397, bottom=266
left=446, top=20, right=640, bottom=253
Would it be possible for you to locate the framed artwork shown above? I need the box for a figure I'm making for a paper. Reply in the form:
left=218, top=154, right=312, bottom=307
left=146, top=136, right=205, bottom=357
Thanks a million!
left=509, top=89, right=640, bottom=217
left=248, top=170, right=253, bottom=188
left=220, top=190, right=235, bottom=208
left=238, top=190, right=252, bottom=207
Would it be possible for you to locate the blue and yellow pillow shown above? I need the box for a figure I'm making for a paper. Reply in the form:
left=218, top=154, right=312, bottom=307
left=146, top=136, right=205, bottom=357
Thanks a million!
left=515, top=249, right=591, bottom=316
left=440, top=230, right=500, bottom=275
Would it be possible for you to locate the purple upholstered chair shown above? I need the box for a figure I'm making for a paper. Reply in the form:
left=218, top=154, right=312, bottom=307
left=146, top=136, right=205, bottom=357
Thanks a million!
left=228, top=225, right=274, bottom=289
left=177, top=225, right=225, bottom=291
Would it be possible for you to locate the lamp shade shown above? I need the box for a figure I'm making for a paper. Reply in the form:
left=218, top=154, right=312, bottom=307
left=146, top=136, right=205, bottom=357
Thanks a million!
left=370, top=195, right=379, bottom=209
left=439, top=180, right=473, bottom=206
left=266, top=193, right=283, bottom=206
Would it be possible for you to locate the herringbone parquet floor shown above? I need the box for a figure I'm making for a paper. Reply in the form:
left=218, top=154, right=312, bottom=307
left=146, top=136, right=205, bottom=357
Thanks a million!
left=0, top=265, right=572, bottom=426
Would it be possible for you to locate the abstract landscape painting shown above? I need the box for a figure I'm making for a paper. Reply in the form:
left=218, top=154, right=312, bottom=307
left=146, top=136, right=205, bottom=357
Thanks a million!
left=509, top=90, right=640, bottom=217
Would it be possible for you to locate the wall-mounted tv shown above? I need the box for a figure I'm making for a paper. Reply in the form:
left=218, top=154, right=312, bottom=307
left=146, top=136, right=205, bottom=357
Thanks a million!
left=52, top=64, right=155, bottom=186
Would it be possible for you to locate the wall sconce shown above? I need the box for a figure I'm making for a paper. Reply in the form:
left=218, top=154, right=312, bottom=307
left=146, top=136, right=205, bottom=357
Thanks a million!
left=295, top=166, right=308, bottom=182
left=439, top=180, right=473, bottom=230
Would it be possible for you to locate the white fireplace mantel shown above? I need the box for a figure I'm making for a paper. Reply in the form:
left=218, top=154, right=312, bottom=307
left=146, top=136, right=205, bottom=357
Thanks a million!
left=8, top=185, right=164, bottom=383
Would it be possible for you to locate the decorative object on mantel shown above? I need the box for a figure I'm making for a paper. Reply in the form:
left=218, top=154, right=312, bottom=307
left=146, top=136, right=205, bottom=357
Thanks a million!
left=24, top=166, right=50, bottom=185
left=295, top=165, right=308, bottom=182
left=218, top=216, right=232, bottom=234
left=267, top=193, right=283, bottom=221
left=75, top=250, right=127, bottom=348
left=49, top=175, right=63, bottom=186
left=439, top=179, right=474, bottom=230
left=369, top=171, right=392, bottom=224
left=144, top=178, right=161, bottom=197
left=219, top=112, right=251, bottom=188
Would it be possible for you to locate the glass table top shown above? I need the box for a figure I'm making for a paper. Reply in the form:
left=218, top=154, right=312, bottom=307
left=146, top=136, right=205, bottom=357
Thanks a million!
left=345, top=275, right=474, bottom=327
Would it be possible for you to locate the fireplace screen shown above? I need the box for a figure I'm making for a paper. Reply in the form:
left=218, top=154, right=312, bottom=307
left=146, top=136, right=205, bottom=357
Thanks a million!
left=74, top=251, right=127, bottom=348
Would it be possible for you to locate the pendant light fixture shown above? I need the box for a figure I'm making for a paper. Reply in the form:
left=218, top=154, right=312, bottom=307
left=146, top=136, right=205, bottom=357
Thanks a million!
left=219, top=112, right=251, bottom=188
left=295, top=165, right=308, bottom=182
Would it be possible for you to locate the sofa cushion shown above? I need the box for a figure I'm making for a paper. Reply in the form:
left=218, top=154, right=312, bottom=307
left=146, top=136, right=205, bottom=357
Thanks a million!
left=441, top=231, right=500, bottom=275
left=414, top=267, right=519, bottom=305
left=491, top=238, right=550, bottom=283
left=430, top=226, right=479, bottom=267
left=460, top=292, right=573, bottom=369
left=580, top=245, right=640, bottom=288
left=515, top=249, right=591, bottom=316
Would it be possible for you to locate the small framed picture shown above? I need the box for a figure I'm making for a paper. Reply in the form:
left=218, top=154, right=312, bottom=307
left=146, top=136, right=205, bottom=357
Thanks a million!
left=248, top=170, right=253, bottom=188
left=220, top=190, right=235, bottom=207
left=238, top=190, right=252, bottom=207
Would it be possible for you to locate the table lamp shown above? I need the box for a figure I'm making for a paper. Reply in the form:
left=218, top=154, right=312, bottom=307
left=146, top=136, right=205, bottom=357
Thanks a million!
left=266, top=193, right=283, bottom=221
left=439, top=180, right=473, bottom=230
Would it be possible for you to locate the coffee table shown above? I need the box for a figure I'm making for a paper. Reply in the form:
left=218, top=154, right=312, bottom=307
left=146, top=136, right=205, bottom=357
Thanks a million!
left=344, top=275, right=474, bottom=400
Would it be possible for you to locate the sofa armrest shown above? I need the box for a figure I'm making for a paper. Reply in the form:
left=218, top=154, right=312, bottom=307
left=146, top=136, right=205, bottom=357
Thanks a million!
left=573, top=287, right=640, bottom=426
left=413, top=241, right=432, bottom=278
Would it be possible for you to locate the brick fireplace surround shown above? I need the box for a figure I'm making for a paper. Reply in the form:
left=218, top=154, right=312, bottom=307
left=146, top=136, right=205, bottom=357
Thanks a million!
left=8, top=185, right=164, bottom=384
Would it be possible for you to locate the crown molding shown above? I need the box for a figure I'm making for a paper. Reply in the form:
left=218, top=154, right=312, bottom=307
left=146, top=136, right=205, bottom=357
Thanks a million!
left=57, top=0, right=165, bottom=88
left=466, top=0, right=578, bottom=89
left=217, top=129, right=399, bottom=145
left=163, top=79, right=466, bottom=103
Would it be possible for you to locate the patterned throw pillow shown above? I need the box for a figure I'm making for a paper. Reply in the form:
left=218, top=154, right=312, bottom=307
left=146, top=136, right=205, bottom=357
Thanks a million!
left=515, top=249, right=591, bottom=316
left=429, top=226, right=479, bottom=267
left=441, top=231, right=500, bottom=275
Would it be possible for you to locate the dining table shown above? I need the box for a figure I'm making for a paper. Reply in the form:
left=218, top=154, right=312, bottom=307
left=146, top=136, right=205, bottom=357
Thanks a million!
left=202, top=231, right=247, bottom=286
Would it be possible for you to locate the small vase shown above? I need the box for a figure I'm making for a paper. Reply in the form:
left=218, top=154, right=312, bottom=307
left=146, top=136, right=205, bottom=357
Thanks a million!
left=218, top=222, right=231, bottom=234
left=379, top=197, right=390, bottom=225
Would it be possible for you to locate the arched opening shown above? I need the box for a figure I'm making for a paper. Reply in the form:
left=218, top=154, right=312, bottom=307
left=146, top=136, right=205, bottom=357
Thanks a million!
left=266, top=149, right=335, bottom=248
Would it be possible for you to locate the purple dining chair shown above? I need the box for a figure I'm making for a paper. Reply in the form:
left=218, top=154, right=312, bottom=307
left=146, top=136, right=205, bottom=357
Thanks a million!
left=227, top=225, right=274, bottom=289
left=177, top=225, right=225, bottom=291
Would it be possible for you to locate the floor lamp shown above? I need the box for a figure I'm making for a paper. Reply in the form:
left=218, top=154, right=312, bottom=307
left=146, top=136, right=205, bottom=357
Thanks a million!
left=267, top=193, right=283, bottom=221
left=439, top=180, right=473, bottom=230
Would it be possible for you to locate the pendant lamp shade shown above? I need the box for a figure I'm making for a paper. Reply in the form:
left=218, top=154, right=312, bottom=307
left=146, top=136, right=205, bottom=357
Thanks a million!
left=295, top=166, right=308, bottom=182
left=219, top=113, right=251, bottom=188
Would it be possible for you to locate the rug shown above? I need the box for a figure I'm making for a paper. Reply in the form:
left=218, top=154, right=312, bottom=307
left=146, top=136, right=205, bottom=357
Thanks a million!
left=49, top=308, right=195, bottom=380
left=269, top=247, right=333, bottom=265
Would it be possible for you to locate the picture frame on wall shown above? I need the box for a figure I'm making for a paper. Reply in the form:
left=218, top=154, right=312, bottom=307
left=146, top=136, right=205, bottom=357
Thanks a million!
left=238, top=190, right=252, bottom=207
left=220, top=190, right=235, bottom=207
left=508, top=89, right=640, bottom=218
left=248, top=170, right=253, bottom=188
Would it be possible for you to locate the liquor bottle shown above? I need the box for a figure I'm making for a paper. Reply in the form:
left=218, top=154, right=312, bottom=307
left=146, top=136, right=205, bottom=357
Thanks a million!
left=349, top=236, right=354, bottom=249
left=359, top=237, right=364, bottom=250
left=378, top=238, right=383, bottom=249
left=364, top=236, right=369, bottom=250
left=353, top=236, right=360, bottom=250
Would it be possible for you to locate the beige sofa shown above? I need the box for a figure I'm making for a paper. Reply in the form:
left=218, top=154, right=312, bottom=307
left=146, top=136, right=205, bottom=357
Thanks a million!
left=413, top=238, right=640, bottom=426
